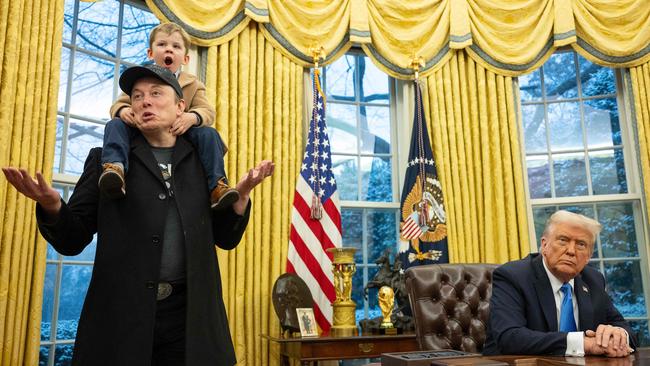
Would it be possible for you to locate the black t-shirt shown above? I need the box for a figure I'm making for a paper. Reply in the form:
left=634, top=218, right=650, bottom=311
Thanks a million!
left=151, top=146, right=185, bottom=283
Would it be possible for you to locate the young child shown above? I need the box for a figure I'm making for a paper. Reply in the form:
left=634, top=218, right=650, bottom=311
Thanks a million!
left=100, top=23, right=238, bottom=210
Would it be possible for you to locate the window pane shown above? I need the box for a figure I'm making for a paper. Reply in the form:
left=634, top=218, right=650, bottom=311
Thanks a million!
left=522, top=104, right=546, bottom=153
left=361, top=57, right=389, bottom=103
left=352, top=268, right=364, bottom=319
left=342, top=209, right=363, bottom=263
left=585, top=97, right=621, bottom=147
left=42, top=264, right=57, bottom=341
left=322, top=53, right=397, bottom=335
left=121, top=5, right=158, bottom=64
left=557, top=204, right=594, bottom=219
left=47, top=244, right=59, bottom=260
left=54, top=344, right=75, bottom=366
left=59, top=48, right=70, bottom=112
left=39, top=345, right=50, bottom=366
left=366, top=210, right=397, bottom=262
left=553, top=152, right=588, bottom=197
left=57, top=265, right=92, bottom=340
left=76, top=0, right=120, bottom=57
left=62, top=0, right=75, bottom=44
left=328, top=103, right=357, bottom=153
left=361, top=157, right=392, bottom=202
left=630, top=320, right=650, bottom=348
left=367, top=268, right=381, bottom=318
left=589, top=149, right=627, bottom=195
left=544, top=53, right=577, bottom=99
left=359, top=266, right=382, bottom=323
left=526, top=156, right=551, bottom=199
left=70, top=52, right=115, bottom=120
left=519, top=70, right=542, bottom=101
left=332, top=156, right=358, bottom=200
left=64, top=119, right=105, bottom=175
left=598, top=203, right=638, bottom=257
left=360, top=106, right=391, bottom=154
left=548, top=102, right=581, bottom=150
left=604, top=260, right=646, bottom=317
left=531, top=206, right=556, bottom=248
left=54, top=117, right=65, bottom=174
left=580, top=56, right=616, bottom=97
left=325, top=54, right=355, bottom=101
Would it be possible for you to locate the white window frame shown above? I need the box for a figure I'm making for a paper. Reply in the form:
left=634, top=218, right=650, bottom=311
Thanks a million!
left=517, top=54, right=650, bottom=340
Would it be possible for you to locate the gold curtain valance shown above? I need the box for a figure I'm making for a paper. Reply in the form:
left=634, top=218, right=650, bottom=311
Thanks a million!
left=145, top=0, right=650, bottom=77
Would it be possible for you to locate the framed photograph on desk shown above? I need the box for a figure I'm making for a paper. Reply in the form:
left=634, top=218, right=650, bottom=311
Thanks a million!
left=296, top=308, right=318, bottom=337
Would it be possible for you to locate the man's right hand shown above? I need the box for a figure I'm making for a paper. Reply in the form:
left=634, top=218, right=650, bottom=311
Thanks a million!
left=119, top=107, right=137, bottom=126
left=2, top=167, right=61, bottom=216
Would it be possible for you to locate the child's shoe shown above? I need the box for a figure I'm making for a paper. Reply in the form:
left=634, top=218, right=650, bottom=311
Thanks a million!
left=210, top=178, right=239, bottom=211
left=99, top=163, right=126, bottom=199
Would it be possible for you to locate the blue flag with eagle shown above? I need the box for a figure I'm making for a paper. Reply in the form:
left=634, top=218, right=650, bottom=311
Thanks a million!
left=398, top=81, right=449, bottom=270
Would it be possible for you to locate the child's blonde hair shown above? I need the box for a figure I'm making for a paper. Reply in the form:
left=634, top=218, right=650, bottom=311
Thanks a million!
left=149, top=23, right=191, bottom=55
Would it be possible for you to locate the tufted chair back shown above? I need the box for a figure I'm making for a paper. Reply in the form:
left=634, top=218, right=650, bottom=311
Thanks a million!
left=404, top=263, right=498, bottom=353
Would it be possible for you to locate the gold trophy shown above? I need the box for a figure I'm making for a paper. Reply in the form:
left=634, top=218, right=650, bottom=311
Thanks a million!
left=327, top=247, right=358, bottom=337
left=378, top=286, right=397, bottom=335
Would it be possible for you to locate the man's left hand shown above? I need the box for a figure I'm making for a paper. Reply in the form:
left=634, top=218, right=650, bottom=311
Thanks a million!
left=587, top=325, right=631, bottom=357
left=232, top=160, right=274, bottom=215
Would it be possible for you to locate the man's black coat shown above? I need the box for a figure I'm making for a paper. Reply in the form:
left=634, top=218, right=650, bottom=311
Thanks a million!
left=37, top=135, right=249, bottom=365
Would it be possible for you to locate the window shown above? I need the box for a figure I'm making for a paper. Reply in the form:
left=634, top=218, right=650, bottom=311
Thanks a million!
left=322, top=52, right=400, bottom=324
left=41, top=0, right=157, bottom=364
left=519, top=50, right=650, bottom=346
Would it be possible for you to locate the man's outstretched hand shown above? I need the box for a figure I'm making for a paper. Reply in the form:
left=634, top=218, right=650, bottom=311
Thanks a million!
left=232, top=160, right=275, bottom=214
left=2, top=167, right=61, bottom=216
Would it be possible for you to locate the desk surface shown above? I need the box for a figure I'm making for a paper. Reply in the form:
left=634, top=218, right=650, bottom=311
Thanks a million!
left=382, top=349, right=650, bottom=366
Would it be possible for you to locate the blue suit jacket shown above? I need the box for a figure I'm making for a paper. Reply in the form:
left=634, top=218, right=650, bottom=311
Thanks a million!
left=483, top=253, right=636, bottom=355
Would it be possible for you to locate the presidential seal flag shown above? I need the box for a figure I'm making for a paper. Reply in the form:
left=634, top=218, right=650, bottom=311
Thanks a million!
left=398, top=80, right=448, bottom=270
left=287, top=69, right=342, bottom=333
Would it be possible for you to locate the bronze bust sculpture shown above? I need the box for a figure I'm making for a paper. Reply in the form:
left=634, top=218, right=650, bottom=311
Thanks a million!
left=272, top=273, right=313, bottom=336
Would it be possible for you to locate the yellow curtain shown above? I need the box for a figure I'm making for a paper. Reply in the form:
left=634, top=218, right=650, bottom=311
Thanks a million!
left=629, top=64, right=650, bottom=230
left=145, top=0, right=252, bottom=47
left=0, top=0, right=63, bottom=365
left=146, top=0, right=650, bottom=78
left=423, top=51, right=530, bottom=264
left=204, top=22, right=303, bottom=365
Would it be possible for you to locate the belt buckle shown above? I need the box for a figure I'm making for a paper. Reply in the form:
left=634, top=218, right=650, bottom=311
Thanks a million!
left=157, top=282, right=172, bottom=301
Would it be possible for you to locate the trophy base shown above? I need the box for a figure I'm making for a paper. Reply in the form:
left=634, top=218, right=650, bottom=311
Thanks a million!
left=331, top=302, right=358, bottom=337
left=330, top=326, right=358, bottom=337
left=379, top=327, right=401, bottom=335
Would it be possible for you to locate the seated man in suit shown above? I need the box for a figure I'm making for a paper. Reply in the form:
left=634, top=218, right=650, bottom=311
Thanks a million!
left=483, top=210, right=637, bottom=357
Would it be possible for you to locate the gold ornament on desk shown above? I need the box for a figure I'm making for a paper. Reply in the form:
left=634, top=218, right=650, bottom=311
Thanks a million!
left=378, top=286, right=397, bottom=335
left=327, top=247, right=358, bottom=337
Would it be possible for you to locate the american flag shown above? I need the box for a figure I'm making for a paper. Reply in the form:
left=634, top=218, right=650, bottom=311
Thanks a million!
left=287, top=69, right=342, bottom=333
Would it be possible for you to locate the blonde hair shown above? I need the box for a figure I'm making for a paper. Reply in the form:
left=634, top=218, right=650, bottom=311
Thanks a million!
left=542, top=210, right=602, bottom=243
left=149, top=23, right=191, bottom=55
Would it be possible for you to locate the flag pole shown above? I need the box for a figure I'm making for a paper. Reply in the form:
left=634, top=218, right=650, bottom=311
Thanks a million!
left=309, top=45, right=326, bottom=220
left=410, top=56, right=429, bottom=228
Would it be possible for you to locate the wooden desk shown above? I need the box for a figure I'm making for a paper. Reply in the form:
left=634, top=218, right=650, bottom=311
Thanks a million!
left=262, top=333, right=419, bottom=365
left=383, top=348, right=650, bottom=366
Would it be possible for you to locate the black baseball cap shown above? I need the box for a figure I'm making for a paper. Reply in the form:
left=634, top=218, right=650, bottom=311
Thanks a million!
left=119, top=64, right=183, bottom=98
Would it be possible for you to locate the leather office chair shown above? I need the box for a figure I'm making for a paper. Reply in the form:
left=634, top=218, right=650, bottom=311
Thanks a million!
left=404, top=263, right=498, bottom=353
